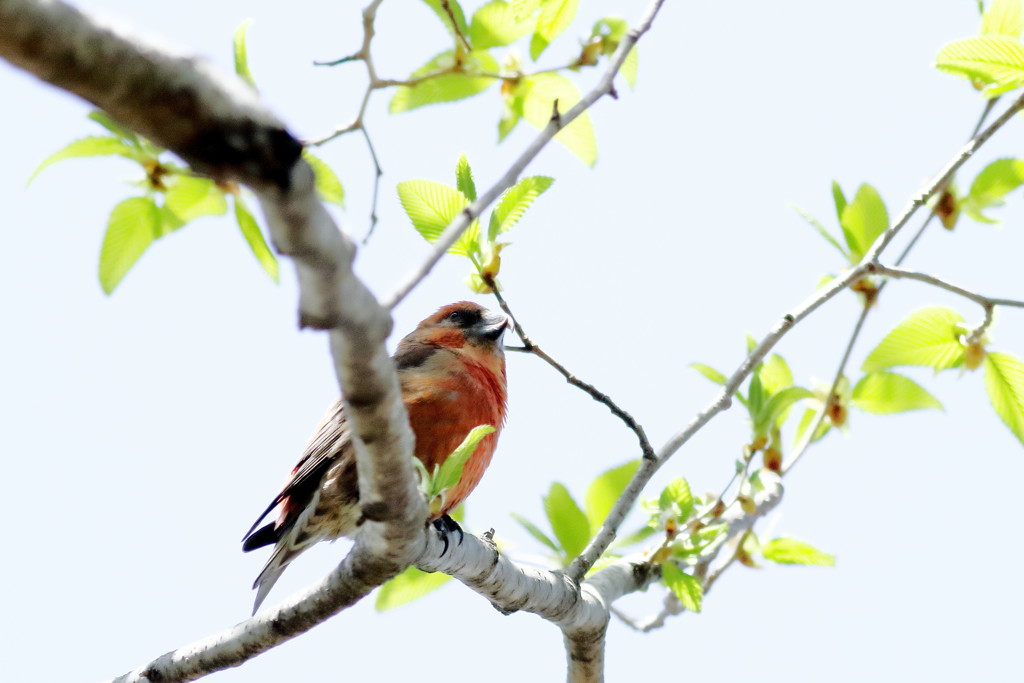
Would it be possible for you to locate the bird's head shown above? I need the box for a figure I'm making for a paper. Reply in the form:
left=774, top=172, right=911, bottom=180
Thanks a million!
left=415, top=301, right=511, bottom=350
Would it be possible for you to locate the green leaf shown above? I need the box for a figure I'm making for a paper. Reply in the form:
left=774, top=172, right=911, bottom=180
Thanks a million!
left=164, top=176, right=228, bottom=223
left=754, top=386, right=814, bottom=434
left=862, top=306, right=966, bottom=372
left=690, top=362, right=727, bottom=385
left=87, top=111, right=139, bottom=143
left=530, top=0, right=580, bottom=60
left=762, top=538, right=836, bottom=566
left=520, top=72, right=597, bottom=165
left=936, top=35, right=1024, bottom=96
left=499, top=88, right=526, bottom=141
left=421, top=0, right=470, bottom=40
left=964, top=158, right=1024, bottom=222
left=658, top=476, right=694, bottom=521
left=759, top=354, right=794, bottom=397
left=510, top=512, right=561, bottom=553
left=469, top=0, right=538, bottom=48
left=303, top=150, right=345, bottom=207
left=839, top=183, right=888, bottom=261
left=397, top=179, right=470, bottom=248
left=433, top=425, right=496, bottom=496
left=234, top=196, right=279, bottom=283
left=543, top=482, right=591, bottom=560
left=789, top=204, right=848, bottom=257
left=794, top=407, right=830, bottom=445
left=487, top=175, right=554, bottom=240
left=99, top=197, right=159, bottom=294
left=620, top=46, right=639, bottom=89
left=584, top=460, right=640, bottom=530
left=610, top=525, right=656, bottom=549
left=983, top=352, right=1024, bottom=446
left=29, top=136, right=139, bottom=184
left=851, top=371, right=943, bottom=414
left=375, top=566, right=451, bottom=610
left=455, top=153, right=477, bottom=201
left=661, top=562, right=703, bottom=612
left=389, top=50, right=499, bottom=113
left=981, top=0, right=1023, bottom=38
left=233, top=19, right=257, bottom=89
left=831, top=180, right=847, bottom=224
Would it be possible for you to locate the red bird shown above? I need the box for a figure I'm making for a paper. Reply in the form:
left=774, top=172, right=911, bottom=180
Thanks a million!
left=242, top=301, right=509, bottom=612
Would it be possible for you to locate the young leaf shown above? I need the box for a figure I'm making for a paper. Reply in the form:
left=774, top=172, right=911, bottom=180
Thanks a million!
left=234, top=196, right=279, bottom=283
left=794, top=407, right=830, bottom=445
left=620, top=46, right=639, bottom=89
left=981, top=0, right=1024, bottom=39
left=584, top=460, right=640, bottom=530
left=543, top=482, right=591, bottom=560
left=487, top=175, right=554, bottom=240
left=839, top=183, right=888, bottom=261
left=433, top=425, right=496, bottom=496
left=455, top=153, right=477, bottom=201
left=233, top=19, right=257, bottom=89
left=510, top=512, right=561, bottom=553
left=469, top=0, right=538, bottom=49
left=610, top=525, right=656, bottom=550
left=964, top=157, right=1024, bottom=222
left=851, top=371, right=943, bottom=414
left=520, top=72, right=597, bottom=165
left=164, top=176, right=228, bottom=223
left=303, top=150, right=345, bottom=207
left=397, top=179, right=469, bottom=244
left=935, top=35, right=1024, bottom=96
left=789, top=204, right=848, bottom=257
left=862, top=306, right=966, bottom=372
left=389, top=50, right=500, bottom=113
left=831, top=180, right=847, bottom=223
left=29, top=137, right=139, bottom=184
left=375, top=566, right=451, bottom=611
left=754, top=386, right=814, bottom=434
left=421, top=0, right=470, bottom=40
left=762, top=538, right=836, bottom=566
left=88, top=110, right=139, bottom=143
left=530, top=0, right=580, bottom=60
left=758, top=354, right=794, bottom=397
left=661, top=562, right=703, bottom=612
left=99, top=196, right=159, bottom=294
left=690, top=362, right=727, bottom=386
left=983, top=352, right=1024, bottom=446
left=658, top=476, right=694, bottom=520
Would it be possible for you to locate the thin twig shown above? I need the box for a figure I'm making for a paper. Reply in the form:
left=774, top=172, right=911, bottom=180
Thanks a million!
left=870, top=263, right=1024, bottom=310
left=360, top=123, right=383, bottom=243
left=440, top=0, right=472, bottom=53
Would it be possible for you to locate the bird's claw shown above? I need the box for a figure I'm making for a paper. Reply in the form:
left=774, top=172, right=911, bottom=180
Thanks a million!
left=432, top=514, right=465, bottom=556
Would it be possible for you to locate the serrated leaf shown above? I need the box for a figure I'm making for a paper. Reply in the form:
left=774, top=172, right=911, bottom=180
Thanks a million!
left=983, top=352, right=1024, bottom=446
left=584, top=460, right=639, bottom=530
left=789, top=204, right=848, bottom=257
left=862, top=306, right=966, bottom=372
left=303, top=151, right=345, bottom=207
left=390, top=49, right=499, bottom=113
left=421, top=0, right=469, bottom=39
left=621, top=46, right=639, bottom=89
left=981, top=0, right=1023, bottom=39
left=839, top=183, right=889, bottom=261
left=530, top=0, right=580, bottom=59
left=487, top=175, right=553, bottom=240
left=397, top=179, right=470, bottom=249
left=851, top=371, right=943, bottom=414
left=455, top=153, right=477, bottom=201
left=99, top=197, right=159, bottom=294
left=754, top=386, right=814, bottom=434
left=661, top=562, right=703, bottom=612
left=234, top=196, right=279, bottom=283
left=233, top=19, right=256, bottom=89
left=375, top=566, right=451, bottom=611
left=520, top=72, right=597, bottom=165
left=164, top=175, right=228, bottom=223
left=964, top=157, right=1024, bottom=222
left=469, top=0, right=538, bottom=48
left=690, top=362, right=727, bottom=386
left=544, top=482, right=591, bottom=560
left=936, top=35, right=1024, bottom=96
left=510, top=512, right=561, bottom=553
left=762, top=538, right=836, bottom=566
left=29, top=136, right=139, bottom=184
left=658, top=477, right=694, bottom=520
left=433, top=425, right=496, bottom=495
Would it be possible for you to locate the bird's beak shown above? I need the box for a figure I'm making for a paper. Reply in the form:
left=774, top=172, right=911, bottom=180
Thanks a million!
left=478, top=311, right=511, bottom=341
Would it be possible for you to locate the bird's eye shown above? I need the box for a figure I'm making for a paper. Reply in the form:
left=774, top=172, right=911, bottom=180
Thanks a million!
left=445, top=308, right=480, bottom=327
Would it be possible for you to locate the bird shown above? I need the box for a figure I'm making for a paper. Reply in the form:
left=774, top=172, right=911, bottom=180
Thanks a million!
left=241, top=301, right=510, bottom=613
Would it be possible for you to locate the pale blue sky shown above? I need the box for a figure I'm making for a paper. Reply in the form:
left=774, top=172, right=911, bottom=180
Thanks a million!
left=2, top=1, right=1023, bottom=681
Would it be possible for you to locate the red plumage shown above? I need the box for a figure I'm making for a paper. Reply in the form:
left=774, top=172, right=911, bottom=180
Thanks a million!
left=242, top=302, right=509, bottom=612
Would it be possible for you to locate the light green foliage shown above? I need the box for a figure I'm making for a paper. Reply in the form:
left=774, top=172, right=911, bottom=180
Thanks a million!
left=753, top=387, right=814, bottom=436
left=658, top=476, right=694, bottom=521
left=661, top=562, right=703, bottom=612
left=488, top=175, right=554, bottom=239
left=584, top=460, right=640, bottom=530
left=518, top=72, right=598, bottom=165
left=851, top=372, right=943, bottom=414
left=982, top=0, right=1024, bottom=37
left=99, top=197, right=159, bottom=294
left=690, top=362, right=727, bottom=386
left=164, top=176, right=228, bottom=223
left=416, top=425, right=496, bottom=511
left=455, top=153, right=477, bottom=200
left=233, top=19, right=257, bottom=88
left=543, top=482, right=591, bottom=559
left=839, top=183, right=889, bottom=261
left=621, top=46, right=639, bottom=88
left=530, top=0, right=580, bottom=59
left=303, top=151, right=346, bottom=207
left=29, top=137, right=140, bottom=184
left=762, top=538, right=836, bottom=567
left=984, top=352, right=1024, bottom=445
left=375, top=566, right=452, bottom=610
left=390, top=50, right=500, bottom=113
left=234, top=197, right=279, bottom=283
left=963, top=158, right=1024, bottom=222
left=510, top=512, right=560, bottom=552
left=936, top=35, right=1024, bottom=96
left=862, top=306, right=966, bottom=372
left=790, top=204, right=848, bottom=258
left=421, top=0, right=470, bottom=41
left=397, top=179, right=471, bottom=246
left=470, top=0, right=539, bottom=48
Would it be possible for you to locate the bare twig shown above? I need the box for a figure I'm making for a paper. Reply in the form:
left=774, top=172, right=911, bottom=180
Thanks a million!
left=440, top=0, right=472, bottom=53
left=870, top=262, right=1024, bottom=311
left=360, top=123, right=383, bottom=242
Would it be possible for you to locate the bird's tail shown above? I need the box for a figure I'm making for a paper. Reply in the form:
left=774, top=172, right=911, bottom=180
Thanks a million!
left=251, top=543, right=299, bottom=615
left=248, top=490, right=323, bottom=614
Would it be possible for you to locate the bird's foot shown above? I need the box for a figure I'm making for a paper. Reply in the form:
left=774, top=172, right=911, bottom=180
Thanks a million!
left=432, top=514, right=465, bottom=556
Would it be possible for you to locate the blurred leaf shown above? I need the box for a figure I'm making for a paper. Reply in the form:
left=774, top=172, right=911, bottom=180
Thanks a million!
left=862, top=306, right=966, bottom=372
left=789, top=204, right=848, bottom=257
left=610, top=525, right=656, bottom=550
left=233, top=18, right=257, bottom=89
left=851, top=371, right=943, bottom=414
left=164, top=176, right=228, bottom=223
left=658, top=476, right=694, bottom=521
left=487, top=175, right=554, bottom=240
left=754, top=386, right=814, bottom=434
left=99, top=197, right=159, bottom=294
left=964, top=157, right=1024, bottom=222
left=661, top=562, right=703, bottom=612
left=831, top=180, right=847, bottom=224
left=935, top=35, right=1024, bottom=96
left=544, top=482, right=591, bottom=560
left=621, top=46, right=639, bottom=89
left=762, top=538, right=836, bottom=566
left=30, top=137, right=139, bottom=184
left=397, top=179, right=469, bottom=246
left=455, top=153, right=477, bottom=201
left=376, top=566, right=451, bottom=610
left=690, top=362, right=726, bottom=385
left=584, top=460, right=639, bottom=530
left=981, top=0, right=1023, bottom=38
left=794, top=407, right=830, bottom=445
left=234, top=196, right=279, bottom=283
left=469, top=0, right=538, bottom=48
left=390, top=50, right=499, bottom=113
left=510, top=512, right=561, bottom=553
left=303, top=150, right=345, bottom=207
left=759, top=354, right=794, bottom=397
left=421, top=0, right=469, bottom=40
left=984, top=352, right=1024, bottom=446
left=87, top=111, right=139, bottom=143
left=432, top=425, right=496, bottom=496
left=530, top=0, right=580, bottom=59
left=499, top=87, right=526, bottom=141
left=520, top=72, right=597, bottom=165
left=839, top=183, right=888, bottom=261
